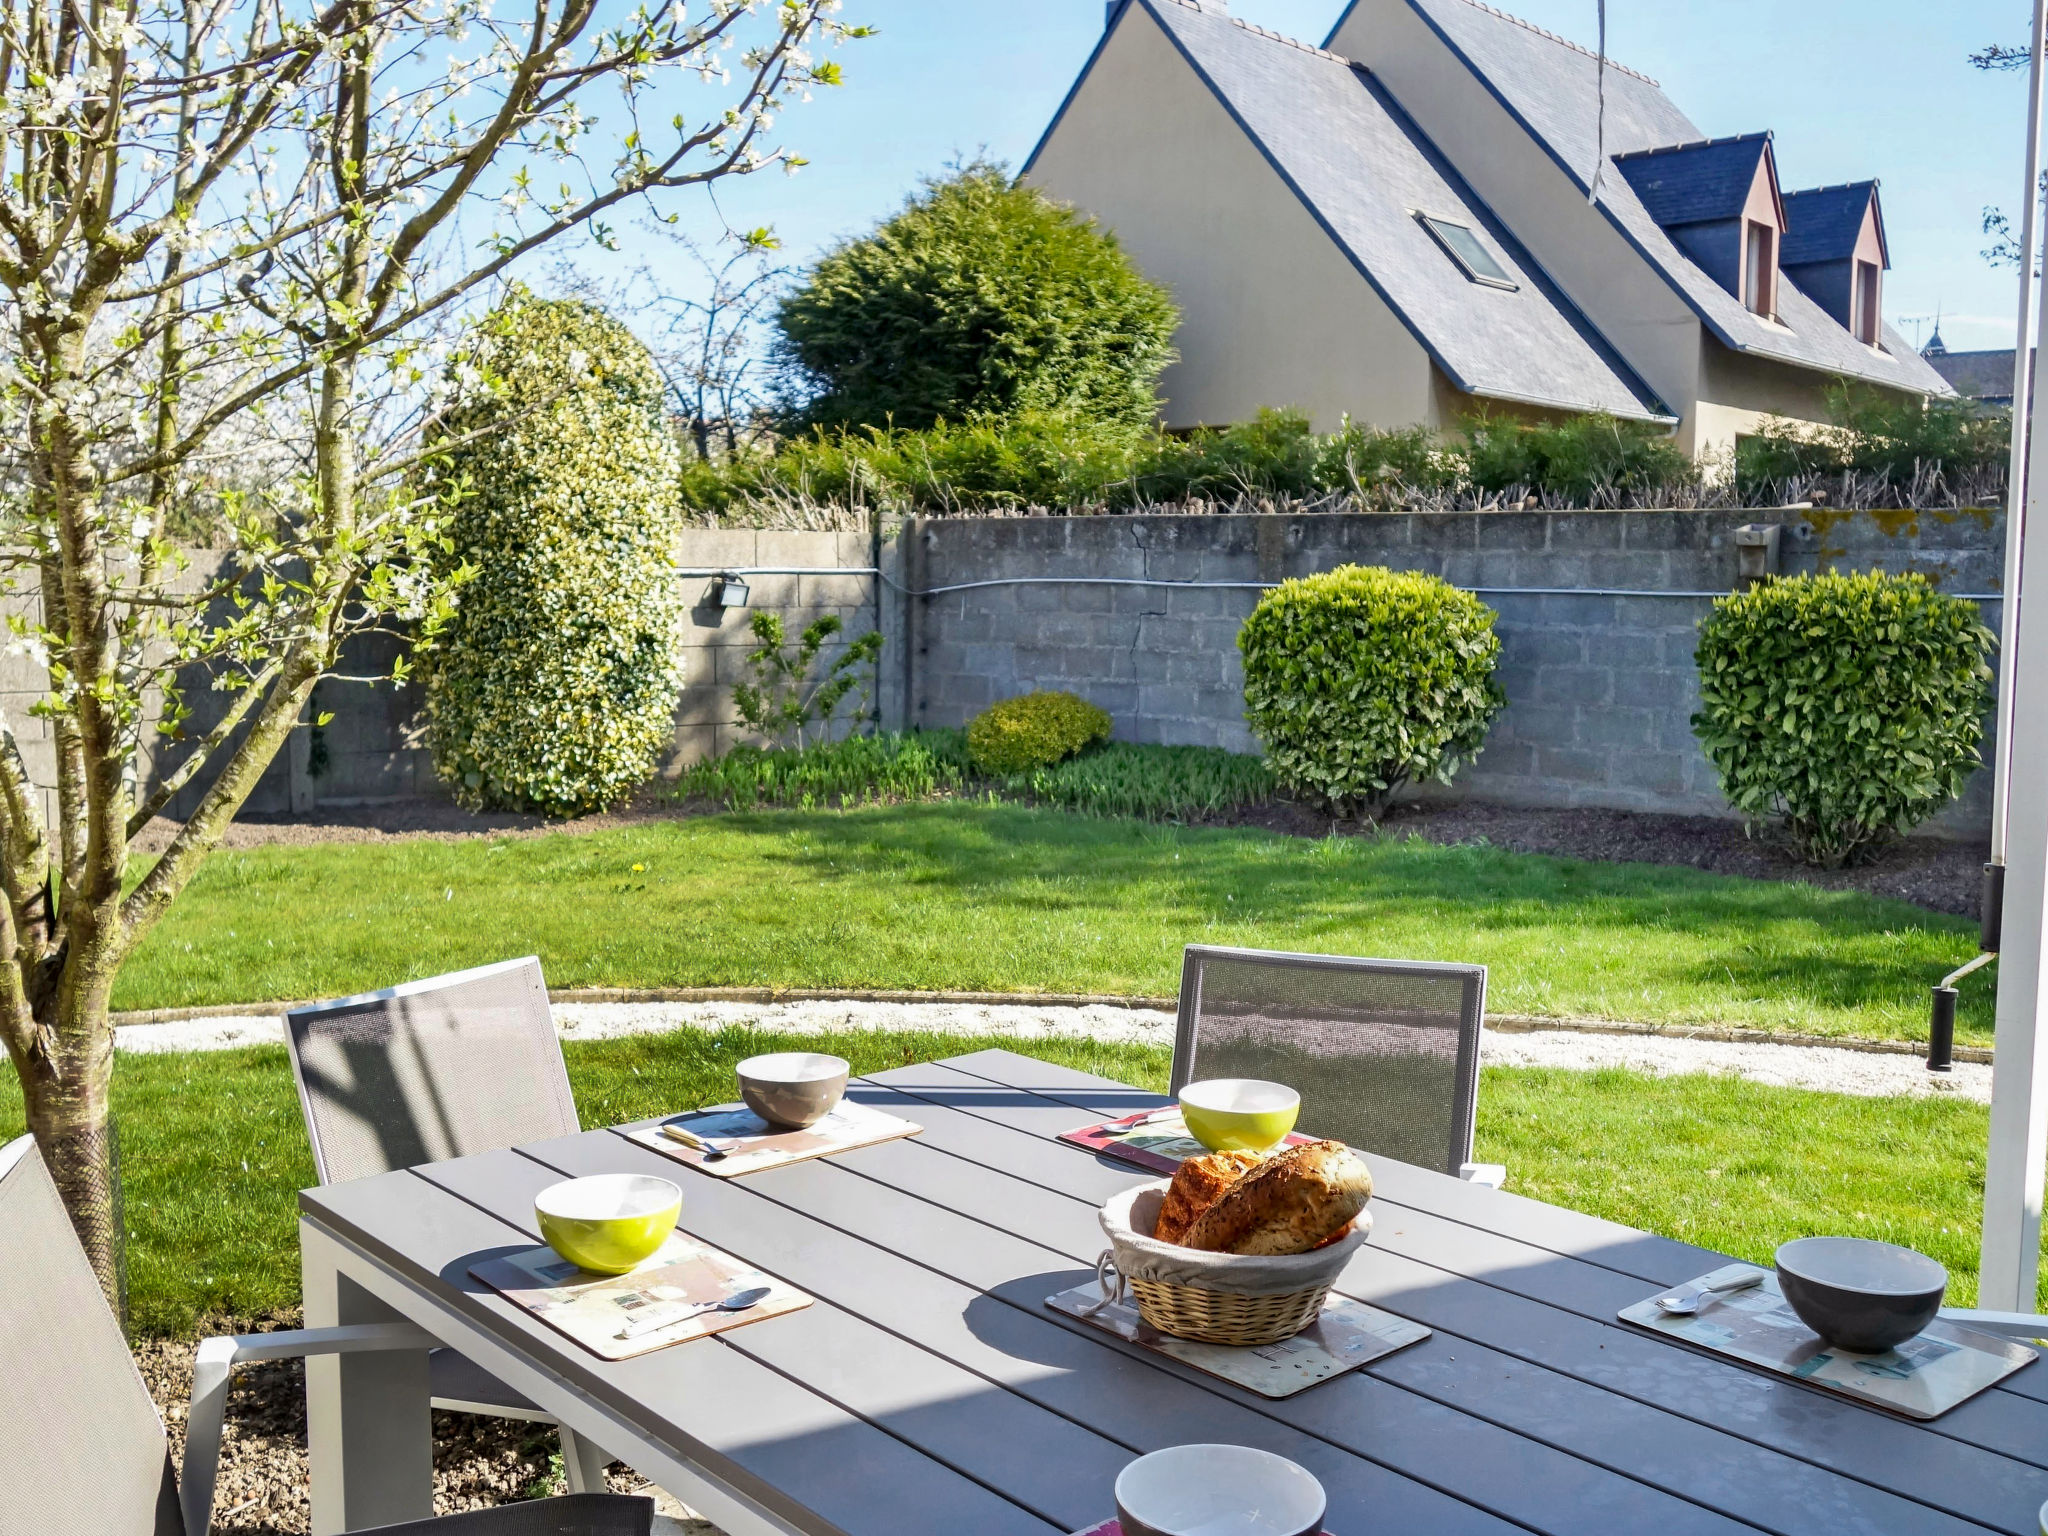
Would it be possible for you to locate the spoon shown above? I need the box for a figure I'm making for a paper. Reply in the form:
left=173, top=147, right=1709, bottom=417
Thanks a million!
left=1656, top=1268, right=1767, bottom=1316
left=617, top=1286, right=774, bottom=1340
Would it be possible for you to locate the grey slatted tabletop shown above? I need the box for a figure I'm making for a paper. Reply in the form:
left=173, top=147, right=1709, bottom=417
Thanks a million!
left=299, top=1049, right=2048, bottom=1535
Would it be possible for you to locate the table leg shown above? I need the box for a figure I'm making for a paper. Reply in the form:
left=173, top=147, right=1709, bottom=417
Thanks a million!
left=303, top=1220, right=434, bottom=1534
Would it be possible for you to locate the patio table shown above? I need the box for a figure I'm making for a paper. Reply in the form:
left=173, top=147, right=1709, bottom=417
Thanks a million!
left=298, top=1048, right=2048, bottom=1536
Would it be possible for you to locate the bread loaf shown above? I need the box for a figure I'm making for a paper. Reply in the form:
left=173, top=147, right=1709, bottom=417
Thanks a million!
left=1181, top=1140, right=1372, bottom=1256
left=1153, top=1149, right=1266, bottom=1244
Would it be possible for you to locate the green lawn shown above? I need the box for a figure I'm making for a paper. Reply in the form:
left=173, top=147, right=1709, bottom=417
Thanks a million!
left=0, top=1024, right=2027, bottom=1337
left=119, top=802, right=1986, bottom=1044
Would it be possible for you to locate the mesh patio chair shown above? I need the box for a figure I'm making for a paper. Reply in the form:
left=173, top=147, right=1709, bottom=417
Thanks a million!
left=1170, top=944, right=1504, bottom=1186
left=0, top=1133, right=651, bottom=1536
left=284, top=956, right=614, bottom=1485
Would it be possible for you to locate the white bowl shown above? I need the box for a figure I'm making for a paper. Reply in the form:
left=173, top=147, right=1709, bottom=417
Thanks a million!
left=1115, top=1444, right=1326, bottom=1536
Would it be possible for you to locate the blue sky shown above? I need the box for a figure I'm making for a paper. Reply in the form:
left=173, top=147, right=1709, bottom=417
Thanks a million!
left=617, top=0, right=2035, bottom=354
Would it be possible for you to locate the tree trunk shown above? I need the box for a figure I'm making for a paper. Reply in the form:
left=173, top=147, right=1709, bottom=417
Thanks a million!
left=16, top=999, right=120, bottom=1309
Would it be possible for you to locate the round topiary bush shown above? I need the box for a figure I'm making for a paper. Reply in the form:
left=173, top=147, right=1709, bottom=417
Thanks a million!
left=422, top=291, right=686, bottom=816
left=1692, top=571, right=1994, bottom=867
left=1238, top=566, right=1505, bottom=818
left=967, top=690, right=1112, bottom=775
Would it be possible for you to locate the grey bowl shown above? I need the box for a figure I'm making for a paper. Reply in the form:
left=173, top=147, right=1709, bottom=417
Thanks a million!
left=736, top=1052, right=849, bottom=1130
left=1775, top=1236, right=1947, bottom=1354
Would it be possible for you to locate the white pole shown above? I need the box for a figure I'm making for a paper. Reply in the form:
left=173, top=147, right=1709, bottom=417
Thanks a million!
left=1995, top=2, right=2048, bottom=866
left=1982, top=0, right=2048, bottom=1313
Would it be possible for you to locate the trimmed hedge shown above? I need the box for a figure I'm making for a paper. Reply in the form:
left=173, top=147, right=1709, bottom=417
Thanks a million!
left=422, top=292, right=686, bottom=816
left=1692, top=572, right=1994, bottom=866
left=967, top=691, right=1112, bottom=775
left=1239, top=566, right=1505, bottom=818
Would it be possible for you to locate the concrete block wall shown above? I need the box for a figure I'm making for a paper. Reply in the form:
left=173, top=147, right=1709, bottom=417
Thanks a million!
left=902, top=507, right=2004, bottom=835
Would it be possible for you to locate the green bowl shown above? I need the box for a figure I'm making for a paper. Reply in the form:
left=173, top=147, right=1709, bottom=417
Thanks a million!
left=535, top=1174, right=682, bottom=1275
left=1178, top=1078, right=1302, bottom=1153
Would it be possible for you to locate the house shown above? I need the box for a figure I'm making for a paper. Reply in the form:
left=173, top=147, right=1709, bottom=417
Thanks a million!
left=1023, top=0, right=1951, bottom=459
left=1922, top=327, right=2032, bottom=413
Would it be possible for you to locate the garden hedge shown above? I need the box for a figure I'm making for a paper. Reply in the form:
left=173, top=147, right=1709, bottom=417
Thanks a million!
left=1692, top=571, right=1994, bottom=866
left=1238, top=565, right=1505, bottom=817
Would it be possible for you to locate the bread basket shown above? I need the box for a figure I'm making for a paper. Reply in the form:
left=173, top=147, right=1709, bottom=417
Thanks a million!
left=1094, top=1180, right=1371, bottom=1346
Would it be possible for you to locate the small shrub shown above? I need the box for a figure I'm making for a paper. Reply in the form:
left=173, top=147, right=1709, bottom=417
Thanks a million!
left=731, top=611, right=883, bottom=749
left=966, top=691, right=1113, bottom=775
left=1239, top=566, right=1505, bottom=817
left=1692, top=571, right=1994, bottom=866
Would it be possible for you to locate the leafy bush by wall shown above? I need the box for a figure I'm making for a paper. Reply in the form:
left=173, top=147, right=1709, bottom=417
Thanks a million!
left=422, top=291, right=686, bottom=816
left=1239, top=566, right=1505, bottom=817
left=1736, top=383, right=2008, bottom=505
left=775, top=163, right=1180, bottom=431
left=1465, top=410, right=1691, bottom=501
left=1691, top=572, right=1994, bottom=867
left=967, top=691, right=1113, bottom=775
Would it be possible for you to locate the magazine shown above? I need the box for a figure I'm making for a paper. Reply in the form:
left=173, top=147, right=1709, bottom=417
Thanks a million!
left=470, top=1233, right=810, bottom=1361
left=1618, top=1263, right=2037, bottom=1419
left=1046, top=1278, right=1429, bottom=1398
left=625, top=1097, right=921, bottom=1178
left=1058, top=1107, right=1316, bottom=1176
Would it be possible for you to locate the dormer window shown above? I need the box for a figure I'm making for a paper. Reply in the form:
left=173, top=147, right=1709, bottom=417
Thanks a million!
left=1744, top=220, right=1776, bottom=318
left=1417, top=214, right=1518, bottom=291
left=1853, top=259, right=1881, bottom=345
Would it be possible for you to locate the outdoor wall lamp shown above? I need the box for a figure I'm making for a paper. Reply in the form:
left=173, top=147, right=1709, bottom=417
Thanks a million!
left=715, top=573, right=751, bottom=608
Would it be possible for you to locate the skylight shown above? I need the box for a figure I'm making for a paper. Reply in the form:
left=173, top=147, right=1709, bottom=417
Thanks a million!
left=1418, top=215, right=1517, bottom=290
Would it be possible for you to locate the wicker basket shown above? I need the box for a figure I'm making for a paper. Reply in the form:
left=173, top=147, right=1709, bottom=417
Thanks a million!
left=1095, top=1182, right=1371, bottom=1347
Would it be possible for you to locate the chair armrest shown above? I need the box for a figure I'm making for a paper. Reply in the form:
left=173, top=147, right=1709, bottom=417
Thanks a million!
left=1937, top=1307, right=2048, bottom=1343
left=183, top=1321, right=439, bottom=1536
left=1458, top=1162, right=1506, bottom=1188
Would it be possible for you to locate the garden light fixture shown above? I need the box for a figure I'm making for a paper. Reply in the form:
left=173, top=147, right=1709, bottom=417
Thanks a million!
left=716, top=573, right=752, bottom=609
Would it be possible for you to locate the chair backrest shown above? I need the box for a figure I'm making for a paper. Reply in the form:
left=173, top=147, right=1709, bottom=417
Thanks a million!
left=1171, top=945, right=1487, bottom=1176
left=286, top=956, right=579, bottom=1185
left=0, top=1134, right=184, bottom=1534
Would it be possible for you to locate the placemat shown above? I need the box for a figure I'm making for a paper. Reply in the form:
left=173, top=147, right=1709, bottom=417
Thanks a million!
left=1618, top=1263, right=2037, bottom=1420
left=627, top=1098, right=921, bottom=1178
left=471, top=1233, right=810, bottom=1360
left=1059, top=1107, right=1316, bottom=1175
left=1046, top=1278, right=1429, bottom=1398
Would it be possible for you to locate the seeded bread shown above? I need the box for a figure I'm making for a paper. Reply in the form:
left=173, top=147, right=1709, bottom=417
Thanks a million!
left=1153, top=1149, right=1267, bottom=1245
left=1181, top=1140, right=1373, bottom=1256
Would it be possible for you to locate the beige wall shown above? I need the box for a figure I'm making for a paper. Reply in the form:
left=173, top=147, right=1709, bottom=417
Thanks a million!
left=1328, top=0, right=1711, bottom=448
left=1026, top=5, right=1435, bottom=433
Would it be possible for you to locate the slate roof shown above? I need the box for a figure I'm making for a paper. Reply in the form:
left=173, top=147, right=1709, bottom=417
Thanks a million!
left=1062, top=0, right=1668, bottom=421
left=1362, top=0, right=1952, bottom=396
left=1925, top=347, right=2027, bottom=408
left=1612, top=135, right=1774, bottom=229
left=1781, top=181, right=1885, bottom=268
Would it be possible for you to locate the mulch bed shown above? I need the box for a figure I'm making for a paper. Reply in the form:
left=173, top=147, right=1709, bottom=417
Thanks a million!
left=140, top=1312, right=710, bottom=1535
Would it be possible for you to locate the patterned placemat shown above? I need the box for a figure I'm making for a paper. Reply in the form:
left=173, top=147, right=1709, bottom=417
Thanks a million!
left=471, top=1233, right=810, bottom=1360
left=627, top=1098, right=920, bottom=1178
left=1618, top=1263, right=2036, bottom=1420
left=1058, top=1107, right=1316, bottom=1175
left=1046, top=1278, right=1428, bottom=1398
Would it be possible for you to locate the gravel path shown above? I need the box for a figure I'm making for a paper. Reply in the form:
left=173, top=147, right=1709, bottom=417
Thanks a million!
left=115, top=997, right=1987, bottom=1103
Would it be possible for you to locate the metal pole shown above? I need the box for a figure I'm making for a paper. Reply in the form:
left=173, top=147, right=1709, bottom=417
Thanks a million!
left=1982, top=0, right=2048, bottom=1313
left=1995, top=0, right=2048, bottom=867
